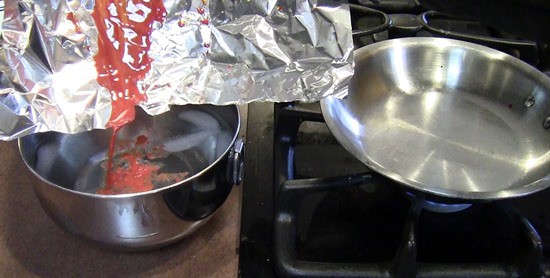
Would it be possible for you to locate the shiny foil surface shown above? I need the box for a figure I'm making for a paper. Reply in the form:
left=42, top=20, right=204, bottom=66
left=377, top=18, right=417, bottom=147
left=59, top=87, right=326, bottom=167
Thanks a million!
left=0, top=0, right=353, bottom=140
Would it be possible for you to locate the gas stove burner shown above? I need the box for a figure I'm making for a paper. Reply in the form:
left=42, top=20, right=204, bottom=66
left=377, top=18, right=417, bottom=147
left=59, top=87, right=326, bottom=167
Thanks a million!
left=404, top=191, right=472, bottom=213
left=239, top=4, right=550, bottom=277
left=419, top=199, right=472, bottom=213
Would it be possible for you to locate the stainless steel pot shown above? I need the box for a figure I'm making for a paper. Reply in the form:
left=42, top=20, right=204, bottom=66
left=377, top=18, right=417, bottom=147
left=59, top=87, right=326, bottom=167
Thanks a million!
left=19, top=104, right=242, bottom=250
left=321, top=37, right=550, bottom=200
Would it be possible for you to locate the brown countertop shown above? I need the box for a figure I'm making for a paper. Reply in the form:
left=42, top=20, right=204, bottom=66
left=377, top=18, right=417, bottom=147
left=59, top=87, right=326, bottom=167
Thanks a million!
left=0, top=140, right=241, bottom=277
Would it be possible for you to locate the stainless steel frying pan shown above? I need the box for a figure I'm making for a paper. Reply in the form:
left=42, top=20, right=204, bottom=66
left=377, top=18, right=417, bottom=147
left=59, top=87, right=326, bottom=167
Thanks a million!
left=321, top=37, right=550, bottom=200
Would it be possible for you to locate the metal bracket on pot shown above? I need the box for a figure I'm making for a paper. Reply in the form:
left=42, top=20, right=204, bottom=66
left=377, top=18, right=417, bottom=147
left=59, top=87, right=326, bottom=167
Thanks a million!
left=227, top=138, right=245, bottom=185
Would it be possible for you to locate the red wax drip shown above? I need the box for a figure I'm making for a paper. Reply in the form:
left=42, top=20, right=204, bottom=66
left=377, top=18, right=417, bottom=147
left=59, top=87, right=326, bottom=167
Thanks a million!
left=66, top=12, right=82, bottom=33
left=92, top=0, right=166, bottom=194
left=92, top=0, right=166, bottom=127
left=92, top=0, right=167, bottom=129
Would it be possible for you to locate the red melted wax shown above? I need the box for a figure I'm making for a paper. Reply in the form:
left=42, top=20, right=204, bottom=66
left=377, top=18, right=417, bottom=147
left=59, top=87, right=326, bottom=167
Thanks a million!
left=92, top=0, right=166, bottom=194
left=92, top=0, right=166, bottom=128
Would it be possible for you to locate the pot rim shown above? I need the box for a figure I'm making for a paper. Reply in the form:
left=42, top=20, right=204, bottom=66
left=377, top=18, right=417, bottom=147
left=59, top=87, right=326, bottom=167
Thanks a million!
left=18, top=105, right=241, bottom=199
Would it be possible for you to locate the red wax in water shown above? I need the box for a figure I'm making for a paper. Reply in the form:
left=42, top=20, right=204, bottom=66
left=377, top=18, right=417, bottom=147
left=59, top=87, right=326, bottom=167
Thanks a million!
left=98, top=134, right=189, bottom=195
left=135, top=134, right=149, bottom=146
left=97, top=145, right=161, bottom=195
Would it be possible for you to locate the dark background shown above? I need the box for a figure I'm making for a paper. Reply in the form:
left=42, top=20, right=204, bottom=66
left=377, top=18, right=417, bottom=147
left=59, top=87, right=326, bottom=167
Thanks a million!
left=419, top=0, right=550, bottom=42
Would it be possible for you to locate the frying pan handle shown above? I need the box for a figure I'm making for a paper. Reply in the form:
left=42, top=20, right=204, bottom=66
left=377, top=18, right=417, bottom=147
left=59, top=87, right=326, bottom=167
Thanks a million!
left=419, top=11, right=539, bottom=66
left=350, top=4, right=391, bottom=37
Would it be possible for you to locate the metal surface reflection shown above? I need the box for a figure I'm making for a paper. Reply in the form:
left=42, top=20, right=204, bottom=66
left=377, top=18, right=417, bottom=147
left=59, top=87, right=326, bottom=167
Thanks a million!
left=446, top=48, right=464, bottom=88
left=390, top=43, right=413, bottom=93
left=18, top=104, right=241, bottom=250
left=321, top=38, right=550, bottom=200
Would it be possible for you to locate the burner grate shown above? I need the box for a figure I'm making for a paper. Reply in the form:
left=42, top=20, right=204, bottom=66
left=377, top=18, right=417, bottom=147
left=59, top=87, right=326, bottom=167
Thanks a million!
left=269, top=103, right=545, bottom=278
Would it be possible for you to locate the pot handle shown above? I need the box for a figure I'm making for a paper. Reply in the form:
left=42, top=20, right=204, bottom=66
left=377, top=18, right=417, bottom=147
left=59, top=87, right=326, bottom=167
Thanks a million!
left=227, top=138, right=245, bottom=185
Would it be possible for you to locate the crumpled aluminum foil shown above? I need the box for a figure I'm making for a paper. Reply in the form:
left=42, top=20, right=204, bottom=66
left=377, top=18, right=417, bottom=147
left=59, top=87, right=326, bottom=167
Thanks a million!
left=0, top=0, right=353, bottom=140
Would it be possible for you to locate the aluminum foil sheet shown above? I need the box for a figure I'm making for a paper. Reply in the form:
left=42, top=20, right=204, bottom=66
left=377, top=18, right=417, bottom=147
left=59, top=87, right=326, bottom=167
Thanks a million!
left=0, top=0, right=353, bottom=140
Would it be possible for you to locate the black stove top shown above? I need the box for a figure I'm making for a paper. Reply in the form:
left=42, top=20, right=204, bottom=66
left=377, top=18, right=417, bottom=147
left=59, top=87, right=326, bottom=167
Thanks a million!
left=238, top=3, right=550, bottom=277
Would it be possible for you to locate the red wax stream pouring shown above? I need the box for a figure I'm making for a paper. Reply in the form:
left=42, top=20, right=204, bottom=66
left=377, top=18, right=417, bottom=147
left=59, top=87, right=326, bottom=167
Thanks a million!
left=92, top=0, right=167, bottom=194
